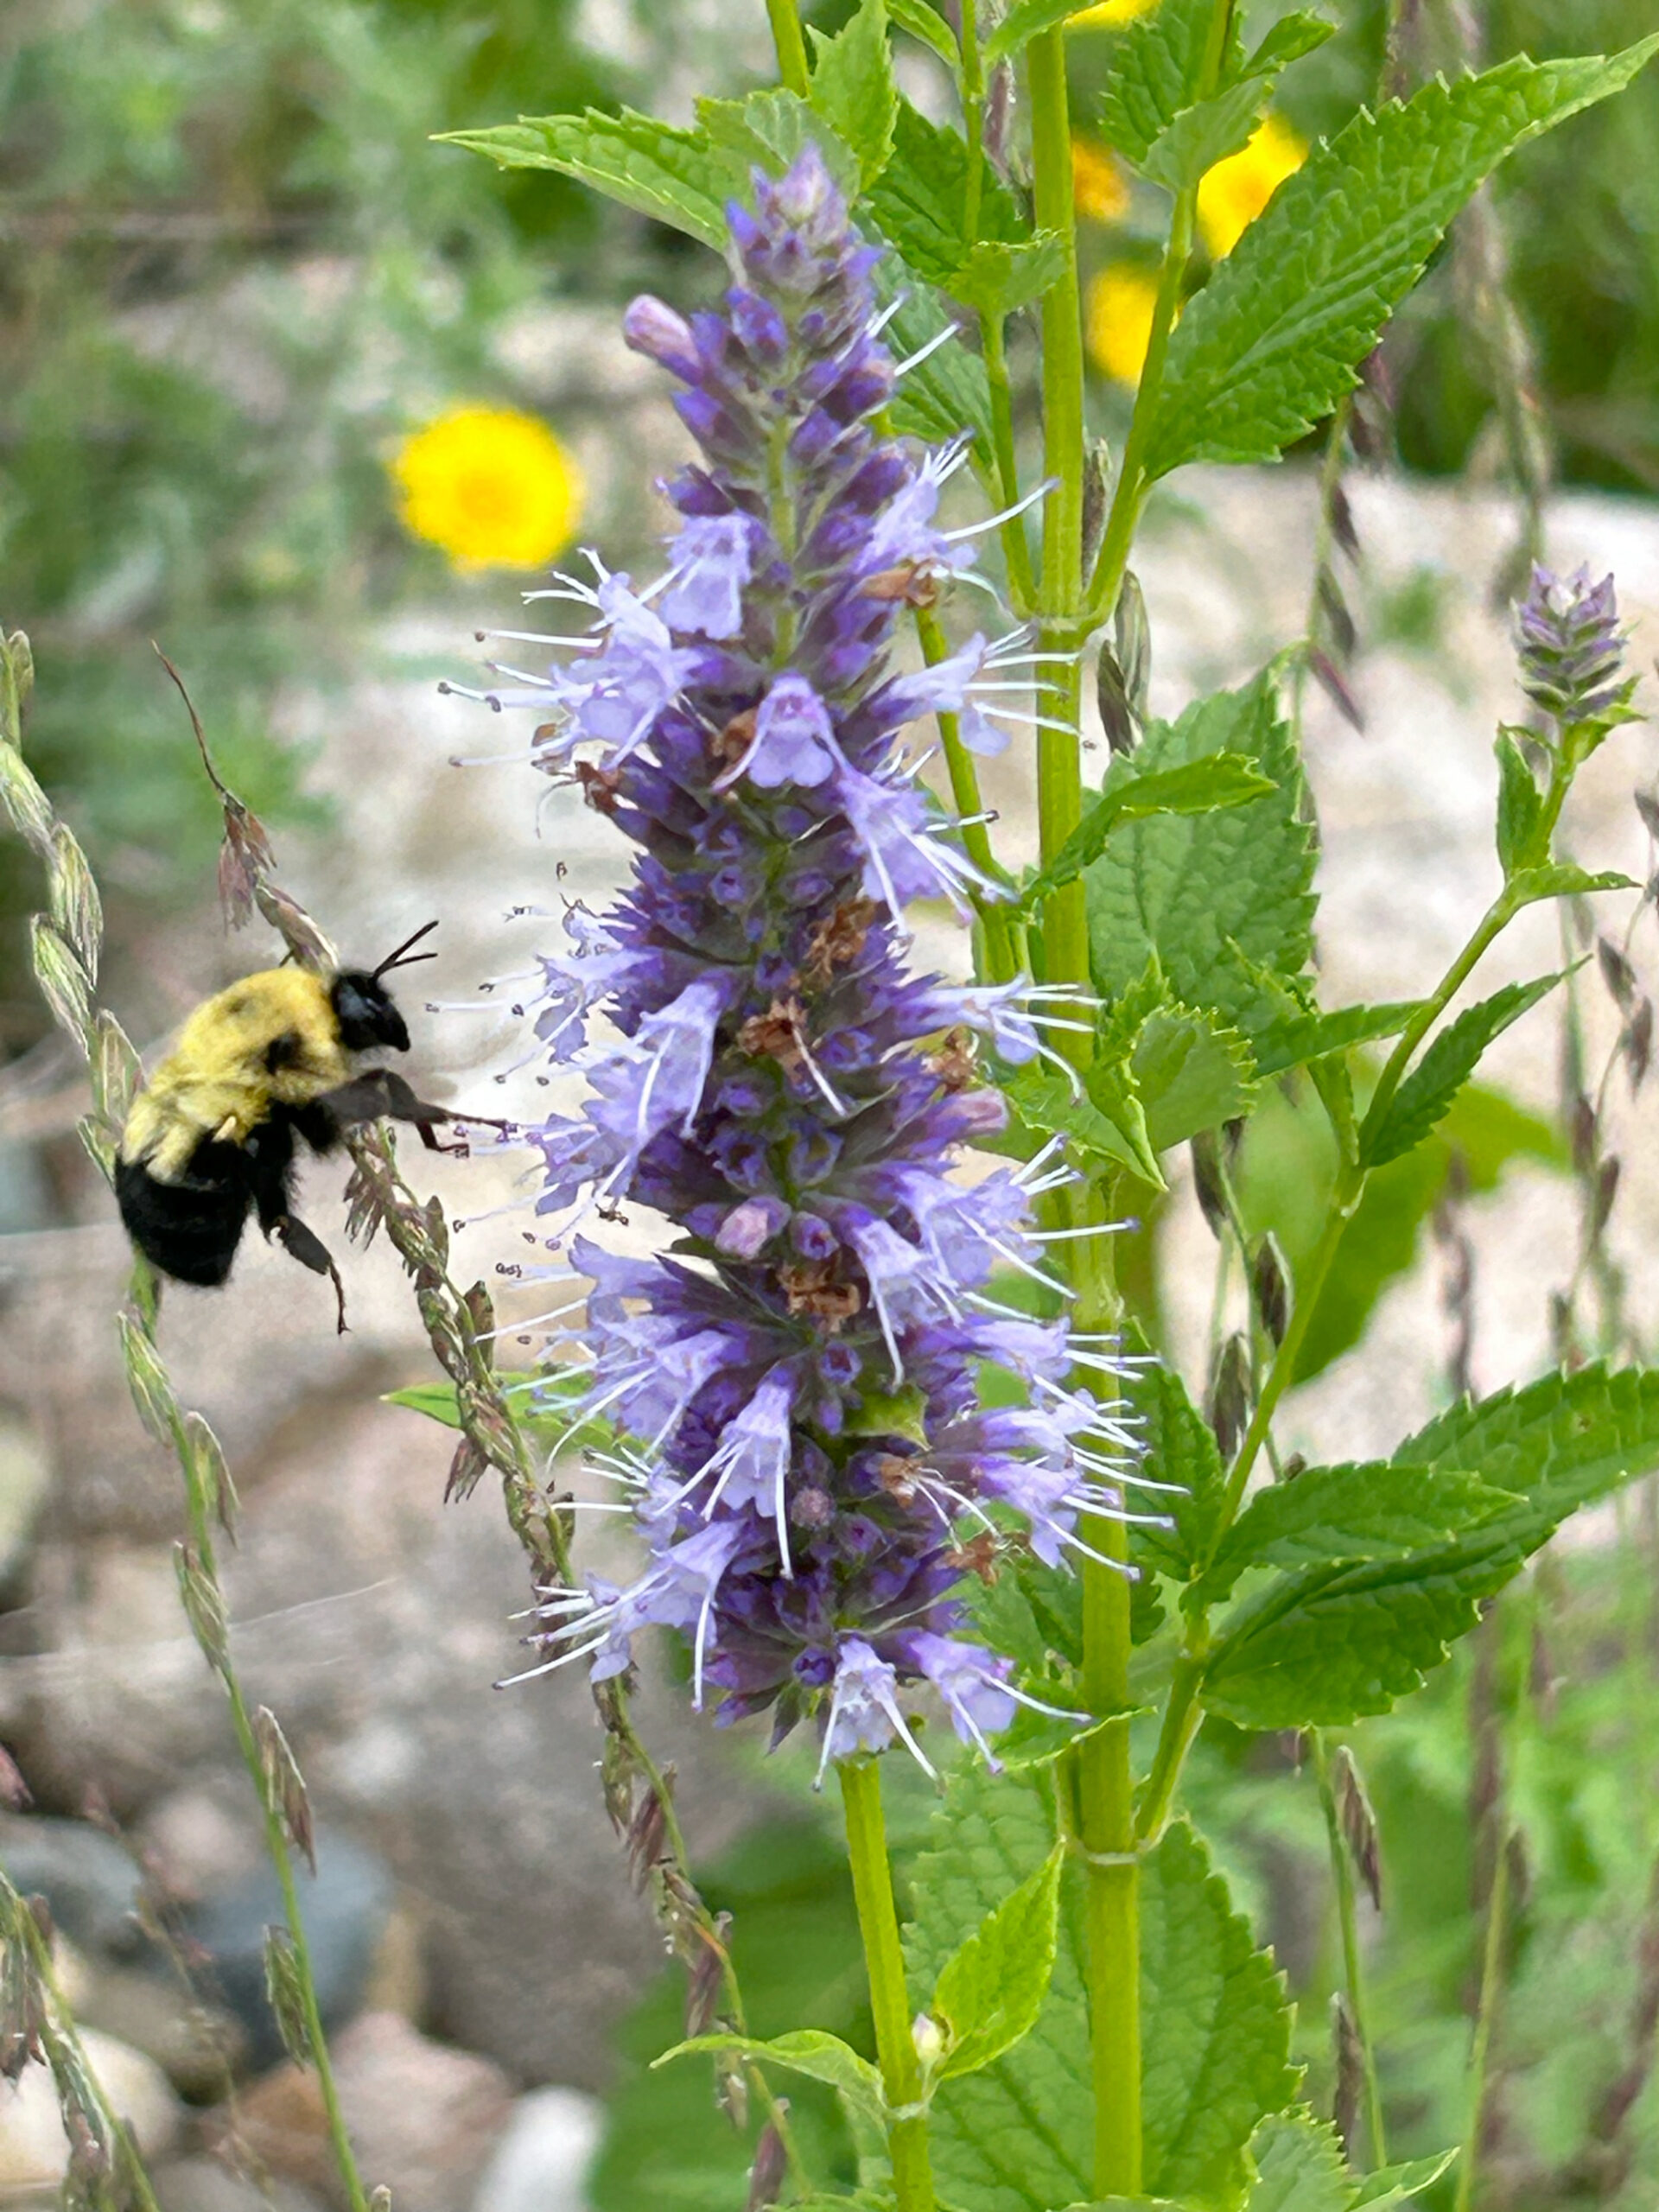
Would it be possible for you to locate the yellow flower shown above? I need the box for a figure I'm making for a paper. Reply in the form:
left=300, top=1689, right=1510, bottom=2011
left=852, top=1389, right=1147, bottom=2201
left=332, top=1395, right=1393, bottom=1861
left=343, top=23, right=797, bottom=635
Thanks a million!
left=1068, top=0, right=1160, bottom=26
left=391, top=406, right=583, bottom=571
left=1071, top=136, right=1130, bottom=225
left=1196, top=114, right=1306, bottom=260
left=1085, top=264, right=1162, bottom=386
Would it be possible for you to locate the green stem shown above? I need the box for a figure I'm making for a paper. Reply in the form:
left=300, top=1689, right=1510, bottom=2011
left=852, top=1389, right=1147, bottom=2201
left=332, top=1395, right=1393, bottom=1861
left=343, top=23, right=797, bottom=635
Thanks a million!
left=1456, top=1825, right=1512, bottom=2212
left=766, top=0, right=810, bottom=95
left=981, top=312, right=1039, bottom=613
left=1312, top=1735, right=1388, bottom=2167
left=840, top=1758, right=934, bottom=2212
left=1025, top=31, right=1140, bottom=2193
left=915, top=606, right=1020, bottom=985
left=1085, top=0, right=1234, bottom=630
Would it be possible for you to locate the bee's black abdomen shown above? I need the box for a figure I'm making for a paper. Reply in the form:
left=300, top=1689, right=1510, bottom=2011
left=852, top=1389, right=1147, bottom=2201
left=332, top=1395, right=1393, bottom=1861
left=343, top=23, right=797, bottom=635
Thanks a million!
left=115, top=1141, right=256, bottom=1287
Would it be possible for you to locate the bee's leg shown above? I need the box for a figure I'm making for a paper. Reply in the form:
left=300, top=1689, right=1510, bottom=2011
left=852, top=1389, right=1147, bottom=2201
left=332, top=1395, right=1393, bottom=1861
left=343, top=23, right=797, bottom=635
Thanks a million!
left=317, top=1071, right=509, bottom=1156
left=272, top=1214, right=348, bottom=1335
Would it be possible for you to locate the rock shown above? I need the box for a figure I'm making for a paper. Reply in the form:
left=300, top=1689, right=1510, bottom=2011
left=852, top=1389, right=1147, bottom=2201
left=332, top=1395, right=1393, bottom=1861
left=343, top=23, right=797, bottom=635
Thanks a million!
left=74, top=1957, right=245, bottom=2100
left=469, top=2087, right=603, bottom=2212
left=215, top=2012, right=515, bottom=2212
left=0, top=2029, right=181, bottom=2191
left=152, top=2155, right=327, bottom=2212
left=136, top=1786, right=266, bottom=1906
left=0, top=1814, right=147, bottom=1961
left=181, top=1832, right=392, bottom=2075
left=0, top=1406, right=49, bottom=1593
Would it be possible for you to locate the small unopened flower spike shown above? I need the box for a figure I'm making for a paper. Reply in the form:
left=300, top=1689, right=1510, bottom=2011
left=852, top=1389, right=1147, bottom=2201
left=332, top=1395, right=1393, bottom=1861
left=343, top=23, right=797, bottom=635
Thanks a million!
left=1515, top=563, right=1633, bottom=727
left=453, top=149, right=1145, bottom=1773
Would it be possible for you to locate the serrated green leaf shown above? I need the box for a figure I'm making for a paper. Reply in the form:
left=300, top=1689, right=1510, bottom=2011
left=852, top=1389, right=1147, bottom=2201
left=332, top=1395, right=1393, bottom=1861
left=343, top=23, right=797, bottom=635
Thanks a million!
left=888, top=0, right=961, bottom=68
left=950, top=232, right=1070, bottom=315
left=1197, top=1462, right=1518, bottom=1602
left=697, top=88, right=861, bottom=197
left=1123, top=1332, right=1227, bottom=1584
left=809, top=0, right=899, bottom=187
left=1507, top=860, right=1637, bottom=904
left=1141, top=76, right=1277, bottom=194
left=1008, top=1063, right=1163, bottom=1185
left=1493, top=730, right=1544, bottom=876
left=1350, top=2149, right=1458, bottom=2205
left=1140, top=1823, right=1300, bottom=2206
left=906, top=1777, right=1293, bottom=2212
left=931, top=1845, right=1064, bottom=2081
left=874, top=270, right=991, bottom=449
left=1250, top=999, right=1421, bottom=1079
left=1084, top=673, right=1315, bottom=1046
left=437, top=110, right=747, bottom=247
left=1241, top=13, right=1338, bottom=79
left=656, top=2030, right=886, bottom=2128
left=1365, top=970, right=1568, bottom=1166
left=384, top=1371, right=606, bottom=1453
left=1201, top=1540, right=1510, bottom=1730
left=1395, top=1362, right=1659, bottom=1555
left=1027, top=750, right=1275, bottom=904
left=867, top=95, right=1030, bottom=290
left=1246, top=2110, right=1352, bottom=2212
left=1147, top=42, right=1659, bottom=479
left=1099, top=0, right=1236, bottom=166
left=1133, top=1002, right=1257, bottom=1153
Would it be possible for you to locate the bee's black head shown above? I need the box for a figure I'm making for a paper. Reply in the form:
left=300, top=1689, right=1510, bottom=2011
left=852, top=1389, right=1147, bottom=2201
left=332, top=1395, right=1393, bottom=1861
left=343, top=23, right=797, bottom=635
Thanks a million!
left=331, top=919, right=441, bottom=1052
left=331, top=971, right=410, bottom=1053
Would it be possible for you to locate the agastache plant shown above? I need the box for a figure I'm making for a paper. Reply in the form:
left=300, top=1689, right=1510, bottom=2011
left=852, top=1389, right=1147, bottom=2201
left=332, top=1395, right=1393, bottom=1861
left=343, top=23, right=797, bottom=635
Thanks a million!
left=455, top=149, right=1143, bottom=1776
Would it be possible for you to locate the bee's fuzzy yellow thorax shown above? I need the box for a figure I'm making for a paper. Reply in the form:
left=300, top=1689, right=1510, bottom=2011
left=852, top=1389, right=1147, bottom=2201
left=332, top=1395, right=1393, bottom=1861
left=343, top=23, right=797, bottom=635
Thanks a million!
left=120, top=967, right=354, bottom=1182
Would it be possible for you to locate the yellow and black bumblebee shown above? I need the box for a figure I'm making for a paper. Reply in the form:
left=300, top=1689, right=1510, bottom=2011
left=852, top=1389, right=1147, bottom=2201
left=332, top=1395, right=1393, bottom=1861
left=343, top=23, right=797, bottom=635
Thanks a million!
left=116, top=923, right=456, bottom=1329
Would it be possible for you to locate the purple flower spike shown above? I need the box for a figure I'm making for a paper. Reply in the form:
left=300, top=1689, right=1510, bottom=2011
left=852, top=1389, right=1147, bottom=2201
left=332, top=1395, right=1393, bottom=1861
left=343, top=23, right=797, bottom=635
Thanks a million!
left=1516, top=563, right=1631, bottom=726
left=461, top=149, right=1149, bottom=1776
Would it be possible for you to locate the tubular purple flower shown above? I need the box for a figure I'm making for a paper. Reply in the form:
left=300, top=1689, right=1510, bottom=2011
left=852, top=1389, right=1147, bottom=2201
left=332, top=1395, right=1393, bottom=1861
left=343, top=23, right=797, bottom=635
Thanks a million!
left=460, top=148, right=1148, bottom=1775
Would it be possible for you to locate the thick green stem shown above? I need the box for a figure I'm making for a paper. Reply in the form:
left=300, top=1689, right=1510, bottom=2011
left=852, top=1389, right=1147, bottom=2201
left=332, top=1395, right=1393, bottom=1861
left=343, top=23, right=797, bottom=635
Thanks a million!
left=1026, top=30, right=1141, bottom=2192
left=1456, top=1825, right=1511, bottom=2212
left=981, top=313, right=1039, bottom=613
left=765, top=0, right=810, bottom=95
left=915, top=606, right=1020, bottom=985
left=840, top=1758, right=934, bottom=2212
left=1313, top=1734, right=1388, bottom=2166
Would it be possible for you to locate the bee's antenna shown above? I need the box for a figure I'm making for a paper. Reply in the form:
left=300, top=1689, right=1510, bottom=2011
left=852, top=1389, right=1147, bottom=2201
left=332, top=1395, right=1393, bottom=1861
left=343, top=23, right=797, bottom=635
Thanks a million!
left=374, top=919, right=442, bottom=978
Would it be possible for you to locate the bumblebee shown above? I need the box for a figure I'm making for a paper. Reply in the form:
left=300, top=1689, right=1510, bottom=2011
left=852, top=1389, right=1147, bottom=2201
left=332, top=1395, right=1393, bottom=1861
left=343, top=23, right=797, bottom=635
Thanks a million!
left=116, top=924, right=457, bottom=1330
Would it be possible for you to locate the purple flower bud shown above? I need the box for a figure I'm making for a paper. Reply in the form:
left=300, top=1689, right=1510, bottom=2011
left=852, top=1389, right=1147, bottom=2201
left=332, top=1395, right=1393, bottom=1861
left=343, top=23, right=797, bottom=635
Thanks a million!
left=1516, top=563, right=1630, bottom=725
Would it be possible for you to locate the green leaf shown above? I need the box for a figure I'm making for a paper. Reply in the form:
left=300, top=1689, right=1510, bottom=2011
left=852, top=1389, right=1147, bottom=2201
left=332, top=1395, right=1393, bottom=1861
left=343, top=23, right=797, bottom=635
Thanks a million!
left=1350, top=2151, right=1458, bottom=2206
left=1241, top=12, right=1338, bottom=79
left=1140, top=1823, right=1299, bottom=2206
left=1108, top=3, right=1332, bottom=192
left=1132, top=1000, right=1258, bottom=1154
left=1493, top=730, right=1544, bottom=876
left=1147, top=41, right=1659, bottom=479
left=1027, top=751, right=1276, bottom=904
left=1197, top=1462, right=1518, bottom=1602
left=655, top=2030, right=886, bottom=2129
left=984, top=0, right=1104, bottom=65
left=437, top=109, right=746, bottom=248
left=867, top=98, right=1026, bottom=285
left=1395, top=1362, right=1659, bottom=1554
left=1245, top=2111, right=1352, bottom=2212
left=888, top=0, right=961, bottom=68
left=1123, top=1333, right=1227, bottom=1584
left=1099, top=0, right=1235, bottom=166
left=931, top=1846, right=1065, bottom=2081
left=950, top=232, right=1070, bottom=315
left=1141, top=76, right=1277, bottom=194
left=697, top=88, right=861, bottom=197
left=808, top=0, right=898, bottom=187
left=1084, top=672, right=1315, bottom=1048
left=1007, top=1063, right=1164, bottom=1186
left=1365, top=971, right=1568, bottom=1167
left=906, top=1775, right=1294, bottom=2212
left=1507, top=861, right=1637, bottom=905
left=384, top=1379, right=465, bottom=1431
left=875, top=270, right=992, bottom=450
left=1250, top=999, right=1421, bottom=1080
left=1200, top=1542, right=1510, bottom=1731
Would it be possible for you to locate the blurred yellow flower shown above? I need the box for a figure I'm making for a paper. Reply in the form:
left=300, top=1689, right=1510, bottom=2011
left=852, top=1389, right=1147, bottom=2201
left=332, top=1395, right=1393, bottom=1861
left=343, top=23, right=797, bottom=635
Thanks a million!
left=391, top=406, right=583, bottom=571
left=1068, top=0, right=1160, bottom=26
left=1071, top=136, right=1130, bottom=224
left=1196, top=114, right=1306, bottom=259
left=1085, top=264, right=1162, bottom=386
